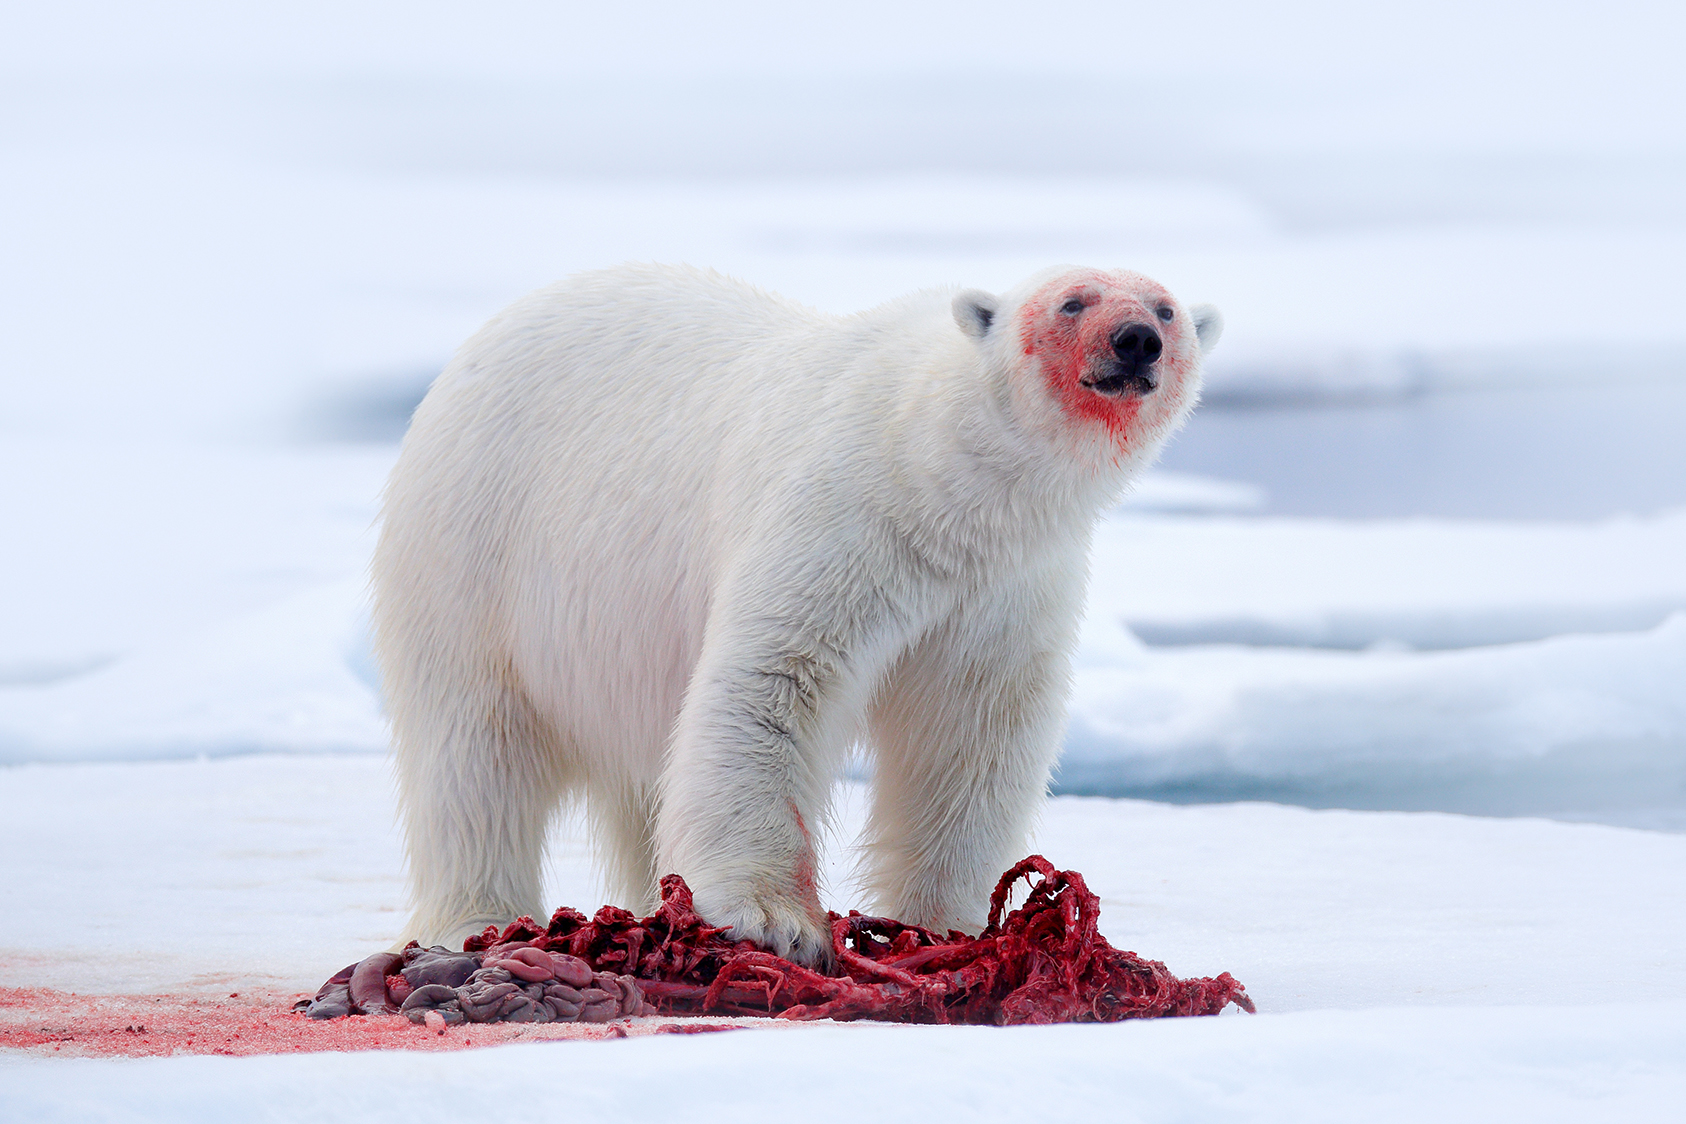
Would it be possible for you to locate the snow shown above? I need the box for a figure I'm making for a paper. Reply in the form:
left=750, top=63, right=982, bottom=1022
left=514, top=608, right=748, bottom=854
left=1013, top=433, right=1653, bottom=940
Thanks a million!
left=1063, top=511, right=1686, bottom=820
left=1066, top=614, right=1686, bottom=823
left=1116, top=471, right=1267, bottom=516
left=1093, top=511, right=1686, bottom=650
left=6, top=1005, right=1684, bottom=1124
left=5, top=0, right=1686, bottom=1116
left=4, top=760, right=1685, bottom=1118
left=0, top=441, right=390, bottom=762
left=0, top=440, right=389, bottom=685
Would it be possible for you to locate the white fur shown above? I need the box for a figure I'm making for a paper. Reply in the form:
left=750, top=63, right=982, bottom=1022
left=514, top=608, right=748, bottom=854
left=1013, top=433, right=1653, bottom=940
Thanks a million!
left=374, top=262, right=1218, bottom=962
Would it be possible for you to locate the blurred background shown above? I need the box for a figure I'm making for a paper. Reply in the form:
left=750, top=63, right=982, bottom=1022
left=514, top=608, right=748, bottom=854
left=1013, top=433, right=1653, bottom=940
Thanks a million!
left=3, top=0, right=1684, bottom=825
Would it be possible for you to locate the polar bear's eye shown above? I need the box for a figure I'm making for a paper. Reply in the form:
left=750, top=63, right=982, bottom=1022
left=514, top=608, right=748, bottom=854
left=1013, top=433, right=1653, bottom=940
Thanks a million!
left=1157, top=306, right=1174, bottom=321
left=1060, top=298, right=1085, bottom=316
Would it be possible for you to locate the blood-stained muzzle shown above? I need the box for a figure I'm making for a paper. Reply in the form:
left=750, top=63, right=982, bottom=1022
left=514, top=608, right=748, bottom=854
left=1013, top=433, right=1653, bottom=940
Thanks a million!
left=1081, top=322, right=1162, bottom=397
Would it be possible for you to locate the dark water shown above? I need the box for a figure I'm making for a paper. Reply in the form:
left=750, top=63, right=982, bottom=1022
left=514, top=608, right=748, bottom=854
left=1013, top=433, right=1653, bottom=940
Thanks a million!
left=1160, top=380, right=1686, bottom=520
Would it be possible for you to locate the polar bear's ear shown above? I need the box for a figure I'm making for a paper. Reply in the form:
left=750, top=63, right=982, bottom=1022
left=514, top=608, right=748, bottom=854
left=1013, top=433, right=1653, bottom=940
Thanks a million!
left=953, top=289, right=1000, bottom=339
left=1190, top=304, right=1224, bottom=355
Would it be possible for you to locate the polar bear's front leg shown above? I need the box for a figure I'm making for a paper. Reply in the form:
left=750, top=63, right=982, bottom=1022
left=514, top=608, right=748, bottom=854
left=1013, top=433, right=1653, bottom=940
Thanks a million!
left=656, top=569, right=896, bottom=966
left=863, top=576, right=1082, bottom=935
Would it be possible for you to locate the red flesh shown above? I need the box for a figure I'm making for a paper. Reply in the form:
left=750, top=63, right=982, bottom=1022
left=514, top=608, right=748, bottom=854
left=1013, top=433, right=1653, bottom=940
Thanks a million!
left=467, top=855, right=1252, bottom=1024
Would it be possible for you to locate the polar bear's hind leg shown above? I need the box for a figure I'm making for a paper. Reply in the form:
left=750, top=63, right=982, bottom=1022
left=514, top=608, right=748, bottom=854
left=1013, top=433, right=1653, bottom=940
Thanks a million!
left=391, top=669, right=569, bottom=950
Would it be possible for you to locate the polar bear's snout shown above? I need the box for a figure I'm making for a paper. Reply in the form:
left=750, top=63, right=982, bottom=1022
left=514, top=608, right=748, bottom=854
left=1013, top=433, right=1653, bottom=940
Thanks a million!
left=1104, top=322, right=1163, bottom=395
left=1110, top=323, right=1162, bottom=371
left=1080, top=321, right=1163, bottom=398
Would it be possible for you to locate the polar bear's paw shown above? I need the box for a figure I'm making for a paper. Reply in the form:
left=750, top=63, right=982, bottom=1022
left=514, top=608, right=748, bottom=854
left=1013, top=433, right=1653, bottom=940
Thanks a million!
left=692, top=881, right=832, bottom=968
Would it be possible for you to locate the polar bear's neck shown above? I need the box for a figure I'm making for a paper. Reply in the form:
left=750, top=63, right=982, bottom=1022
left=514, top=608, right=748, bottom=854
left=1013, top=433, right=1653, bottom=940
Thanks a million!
left=862, top=318, right=1129, bottom=577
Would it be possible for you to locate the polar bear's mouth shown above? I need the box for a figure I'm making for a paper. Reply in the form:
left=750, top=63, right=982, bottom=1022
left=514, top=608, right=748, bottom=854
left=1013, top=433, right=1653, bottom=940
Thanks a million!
left=1082, top=369, right=1158, bottom=398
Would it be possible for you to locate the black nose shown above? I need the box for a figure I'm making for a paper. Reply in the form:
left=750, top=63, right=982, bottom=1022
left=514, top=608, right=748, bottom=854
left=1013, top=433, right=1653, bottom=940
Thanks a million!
left=1112, top=323, right=1163, bottom=368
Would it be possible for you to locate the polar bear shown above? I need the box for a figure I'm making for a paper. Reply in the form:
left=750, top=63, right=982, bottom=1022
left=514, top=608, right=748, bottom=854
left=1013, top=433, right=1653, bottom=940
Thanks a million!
left=374, top=263, right=1221, bottom=963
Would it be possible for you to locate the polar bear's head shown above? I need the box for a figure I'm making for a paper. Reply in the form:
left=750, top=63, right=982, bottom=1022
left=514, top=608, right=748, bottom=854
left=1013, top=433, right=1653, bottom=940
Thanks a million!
left=952, top=266, right=1221, bottom=469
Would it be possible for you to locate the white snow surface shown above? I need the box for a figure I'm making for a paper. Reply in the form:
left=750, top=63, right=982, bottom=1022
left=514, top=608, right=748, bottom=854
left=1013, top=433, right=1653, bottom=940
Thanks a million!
left=1066, top=512, right=1686, bottom=821
left=1094, top=511, right=1686, bottom=650
left=5, top=1006, right=1683, bottom=1124
left=1067, top=614, right=1686, bottom=815
left=2, top=759, right=1684, bottom=1121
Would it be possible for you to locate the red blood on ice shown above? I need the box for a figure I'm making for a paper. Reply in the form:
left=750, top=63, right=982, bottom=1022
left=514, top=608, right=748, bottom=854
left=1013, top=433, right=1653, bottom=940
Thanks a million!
left=0, top=987, right=680, bottom=1058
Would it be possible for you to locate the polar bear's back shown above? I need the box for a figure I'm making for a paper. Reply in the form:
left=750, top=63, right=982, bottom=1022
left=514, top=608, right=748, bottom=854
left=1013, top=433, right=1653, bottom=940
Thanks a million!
left=434, top=262, right=833, bottom=445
